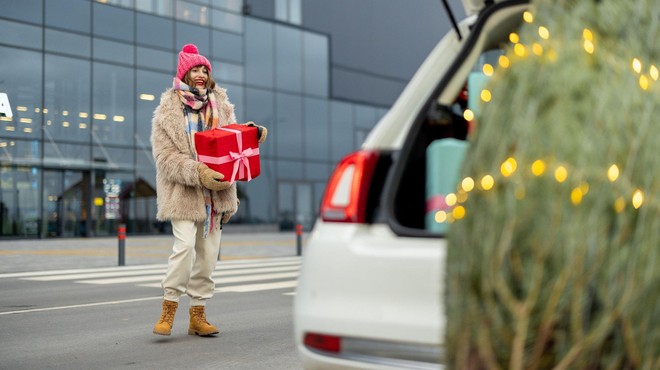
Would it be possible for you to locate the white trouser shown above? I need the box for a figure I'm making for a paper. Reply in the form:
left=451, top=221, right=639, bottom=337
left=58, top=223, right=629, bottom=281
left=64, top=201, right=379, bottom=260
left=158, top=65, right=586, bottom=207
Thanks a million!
left=161, top=219, right=222, bottom=306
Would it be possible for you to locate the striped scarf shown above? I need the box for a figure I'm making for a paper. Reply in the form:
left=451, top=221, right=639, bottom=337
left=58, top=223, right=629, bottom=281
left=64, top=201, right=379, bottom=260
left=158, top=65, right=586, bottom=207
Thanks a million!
left=173, top=77, right=220, bottom=238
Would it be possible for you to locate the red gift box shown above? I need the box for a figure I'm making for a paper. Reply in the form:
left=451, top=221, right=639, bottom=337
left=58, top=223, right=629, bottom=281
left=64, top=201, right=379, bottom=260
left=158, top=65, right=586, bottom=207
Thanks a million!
left=194, top=124, right=261, bottom=184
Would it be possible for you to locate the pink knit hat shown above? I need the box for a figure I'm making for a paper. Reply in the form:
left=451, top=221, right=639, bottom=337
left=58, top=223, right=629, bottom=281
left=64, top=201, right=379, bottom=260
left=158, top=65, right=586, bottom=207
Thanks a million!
left=176, top=44, right=212, bottom=80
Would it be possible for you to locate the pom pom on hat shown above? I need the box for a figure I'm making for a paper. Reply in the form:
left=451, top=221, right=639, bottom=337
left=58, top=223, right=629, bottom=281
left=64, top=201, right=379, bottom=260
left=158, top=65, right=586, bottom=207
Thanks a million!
left=177, top=43, right=212, bottom=80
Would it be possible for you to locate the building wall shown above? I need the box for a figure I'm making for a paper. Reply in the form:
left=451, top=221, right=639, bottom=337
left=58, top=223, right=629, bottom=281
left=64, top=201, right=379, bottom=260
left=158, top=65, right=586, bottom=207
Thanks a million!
left=0, top=0, right=456, bottom=238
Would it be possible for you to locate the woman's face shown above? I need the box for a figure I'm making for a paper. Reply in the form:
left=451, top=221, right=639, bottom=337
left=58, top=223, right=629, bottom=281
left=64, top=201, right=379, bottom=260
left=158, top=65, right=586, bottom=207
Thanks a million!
left=188, top=65, right=209, bottom=89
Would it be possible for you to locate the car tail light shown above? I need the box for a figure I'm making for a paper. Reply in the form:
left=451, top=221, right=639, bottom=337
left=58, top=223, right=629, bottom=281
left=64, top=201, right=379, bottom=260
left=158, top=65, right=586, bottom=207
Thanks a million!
left=320, top=150, right=379, bottom=223
left=304, top=332, right=341, bottom=353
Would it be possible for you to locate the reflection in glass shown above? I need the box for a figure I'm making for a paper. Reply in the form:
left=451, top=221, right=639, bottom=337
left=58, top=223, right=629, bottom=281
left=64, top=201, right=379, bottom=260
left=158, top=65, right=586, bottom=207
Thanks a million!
left=276, top=93, right=302, bottom=158
left=92, top=62, right=135, bottom=145
left=245, top=18, right=274, bottom=88
left=275, top=25, right=302, bottom=93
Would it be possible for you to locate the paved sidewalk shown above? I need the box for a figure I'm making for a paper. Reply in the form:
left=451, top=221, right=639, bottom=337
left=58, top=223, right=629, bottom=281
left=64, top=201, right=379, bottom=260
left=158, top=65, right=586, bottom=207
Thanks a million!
left=0, top=231, right=305, bottom=274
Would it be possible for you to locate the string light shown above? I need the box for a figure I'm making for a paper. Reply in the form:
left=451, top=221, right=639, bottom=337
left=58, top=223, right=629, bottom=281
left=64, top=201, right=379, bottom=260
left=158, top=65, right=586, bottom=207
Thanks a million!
left=531, top=159, right=546, bottom=176
left=582, top=28, right=593, bottom=41
left=632, top=189, right=644, bottom=209
left=434, top=211, right=447, bottom=224
left=650, top=65, right=658, bottom=80
left=481, top=175, right=495, bottom=190
left=571, top=187, right=583, bottom=205
left=632, top=58, right=642, bottom=73
left=583, top=39, right=595, bottom=54
left=554, top=166, right=568, bottom=183
left=445, top=193, right=457, bottom=206
left=538, top=26, right=550, bottom=40
left=463, top=109, right=475, bottom=121
left=532, top=43, right=543, bottom=56
left=482, top=63, right=494, bottom=76
left=607, top=164, right=619, bottom=182
left=509, top=32, right=520, bottom=43
left=452, top=206, right=466, bottom=220
left=500, top=157, right=517, bottom=177
left=523, top=11, right=534, bottom=23
left=499, top=55, right=510, bottom=68
left=481, top=89, right=492, bottom=102
left=639, top=75, right=649, bottom=90
left=514, top=43, right=527, bottom=57
left=461, top=177, right=475, bottom=192
left=614, top=197, right=625, bottom=213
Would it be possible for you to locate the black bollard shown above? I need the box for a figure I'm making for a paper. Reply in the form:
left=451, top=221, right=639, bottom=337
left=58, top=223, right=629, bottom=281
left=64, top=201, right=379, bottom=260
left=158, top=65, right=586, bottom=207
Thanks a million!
left=118, top=223, right=126, bottom=266
left=295, top=224, right=303, bottom=256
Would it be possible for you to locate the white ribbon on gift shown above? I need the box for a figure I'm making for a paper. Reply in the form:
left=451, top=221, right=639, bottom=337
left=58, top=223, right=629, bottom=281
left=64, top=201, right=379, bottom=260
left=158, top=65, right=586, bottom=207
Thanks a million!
left=197, top=126, right=259, bottom=184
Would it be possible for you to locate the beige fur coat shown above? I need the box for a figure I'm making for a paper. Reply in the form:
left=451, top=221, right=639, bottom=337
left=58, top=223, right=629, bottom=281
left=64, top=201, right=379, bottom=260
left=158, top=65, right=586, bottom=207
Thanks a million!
left=150, top=86, right=239, bottom=222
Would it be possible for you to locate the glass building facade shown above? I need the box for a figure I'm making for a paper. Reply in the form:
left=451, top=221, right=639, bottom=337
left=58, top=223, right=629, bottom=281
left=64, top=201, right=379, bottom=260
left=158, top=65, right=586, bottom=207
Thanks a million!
left=0, top=0, right=387, bottom=238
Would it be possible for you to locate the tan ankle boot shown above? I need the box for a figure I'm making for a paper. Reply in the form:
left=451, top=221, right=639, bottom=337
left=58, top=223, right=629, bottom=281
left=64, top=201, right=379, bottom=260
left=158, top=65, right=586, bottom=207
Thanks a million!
left=188, top=305, right=219, bottom=336
left=153, top=300, right=178, bottom=336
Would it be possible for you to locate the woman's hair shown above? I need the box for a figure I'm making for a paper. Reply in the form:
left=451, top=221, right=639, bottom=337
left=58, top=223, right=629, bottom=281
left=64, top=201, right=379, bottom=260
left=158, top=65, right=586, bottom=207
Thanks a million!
left=183, top=66, right=216, bottom=90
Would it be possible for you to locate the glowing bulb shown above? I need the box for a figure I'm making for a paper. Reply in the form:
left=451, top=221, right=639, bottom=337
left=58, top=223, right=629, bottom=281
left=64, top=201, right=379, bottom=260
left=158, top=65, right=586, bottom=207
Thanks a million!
left=632, top=189, right=644, bottom=209
left=583, top=39, right=594, bottom=54
left=499, top=55, right=510, bottom=68
left=456, top=190, right=468, bottom=203
left=580, top=182, right=589, bottom=195
left=639, top=75, right=649, bottom=90
left=571, top=187, right=583, bottom=205
left=463, top=109, right=475, bottom=121
left=531, top=160, right=546, bottom=176
left=482, top=63, right=494, bottom=76
left=523, top=11, right=534, bottom=23
left=500, top=157, right=517, bottom=177
left=538, top=26, right=550, bottom=40
left=445, top=193, right=457, bottom=206
left=632, top=58, right=642, bottom=73
left=434, top=211, right=447, bottom=223
left=554, top=166, right=568, bottom=183
left=509, top=32, right=520, bottom=43
left=481, top=175, right=494, bottom=190
left=461, top=177, right=475, bottom=192
left=452, top=206, right=466, bottom=220
left=607, top=164, right=619, bottom=182
left=651, top=65, right=659, bottom=81
left=481, top=89, right=492, bottom=102
left=582, top=28, right=593, bottom=41
left=514, top=43, right=527, bottom=57
left=532, top=43, right=543, bottom=56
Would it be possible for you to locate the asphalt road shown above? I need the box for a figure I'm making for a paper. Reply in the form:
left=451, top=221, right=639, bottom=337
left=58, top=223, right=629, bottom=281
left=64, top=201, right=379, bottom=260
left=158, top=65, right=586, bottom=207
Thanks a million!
left=0, top=257, right=304, bottom=370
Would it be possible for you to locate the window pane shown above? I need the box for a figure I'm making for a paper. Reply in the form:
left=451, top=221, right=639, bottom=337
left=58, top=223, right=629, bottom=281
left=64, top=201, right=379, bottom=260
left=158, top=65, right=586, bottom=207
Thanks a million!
left=175, top=22, right=210, bottom=53
left=175, top=0, right=209, bottom=26
left=245, top=18, right=274, bottom=88
left=303, top=32, right=329, bottom=97
left=94, top=38, right=134, bottom=65
left=245, top=88, right=274, bottom=158
left=0, top=166, right=40, bottom=237
left=93, top=3, right=135, bottom=42
left=0, top=19, right=42, bottom=50
left=46, top=0, right=90, bottom=33
left=1, top=0, right=43, bottom=24
left=136, top=70, right=171, bottom=146
left=289, top=0, right=301, bottom=25
left=0, top=139, right=41, bottom=166
left=92, top=63, right=135, bottom=145
left=214, top=61, right=243, bottom=84
left=304, top=97, right=328, bottom=161
left=211, top=9, right=243, bottom=33
left=0, top=47, right=43, bottom=141
left=238, top=158, right=275, bottom=223
left=43, top=142, right=90, bottom=168
left=44, top=54, right=91, bottom=143
left=221, top=83, right=243, bottom=122
left=136, top=0, right=174, bottom=16
left=275, top=25, right=302, bottom=93
left=210, top=0, right=243, bottom=13
left=276, top=93, right=302, bottom=158
left=137, top=13, right=174, bottom=49
left=137, top=47, right=175, bottom=72
left=212, top=30, right=243, bottom=63
left=355, top=104, right=377, bottom=130
left=330, top=101, right=354, bottom=162
left=45, top=29, right=91, bottom=58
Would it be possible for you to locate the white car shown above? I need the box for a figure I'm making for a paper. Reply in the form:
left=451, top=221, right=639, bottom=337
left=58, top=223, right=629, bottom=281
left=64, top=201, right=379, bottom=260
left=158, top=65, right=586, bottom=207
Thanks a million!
left=294, top=1, right=530, bottom=369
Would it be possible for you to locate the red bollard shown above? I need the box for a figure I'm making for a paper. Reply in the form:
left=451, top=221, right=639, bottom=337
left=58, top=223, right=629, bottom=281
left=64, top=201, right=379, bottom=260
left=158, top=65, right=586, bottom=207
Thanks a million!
left=295, top=224, right=303, bottom=256
left=118, top=223, right=126, bottom=266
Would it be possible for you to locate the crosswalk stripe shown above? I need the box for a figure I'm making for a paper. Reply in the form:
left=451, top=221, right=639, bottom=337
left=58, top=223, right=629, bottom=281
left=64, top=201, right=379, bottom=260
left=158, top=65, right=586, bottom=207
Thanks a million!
left=77, top=265, right=300, bottom=285
left=20, top=258, right=300, bottom=282
left=138, top=271, right=299, bottom=288
left=216, top=280, right=297, bottom=293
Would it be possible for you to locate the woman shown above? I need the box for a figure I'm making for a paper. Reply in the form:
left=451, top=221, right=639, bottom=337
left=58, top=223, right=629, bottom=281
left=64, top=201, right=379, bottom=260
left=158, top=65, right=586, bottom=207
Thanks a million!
left=150, top=44, right=266, bottom=336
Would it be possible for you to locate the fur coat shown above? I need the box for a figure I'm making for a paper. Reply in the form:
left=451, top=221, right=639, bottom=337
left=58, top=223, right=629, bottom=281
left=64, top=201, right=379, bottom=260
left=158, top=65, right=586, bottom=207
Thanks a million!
left=150, top=86, right=239, bottom=222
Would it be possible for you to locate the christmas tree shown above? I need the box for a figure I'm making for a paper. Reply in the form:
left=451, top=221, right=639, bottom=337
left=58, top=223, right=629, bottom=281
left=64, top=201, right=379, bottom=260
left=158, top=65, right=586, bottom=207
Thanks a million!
left=446, top=0, right=659, bottom=369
